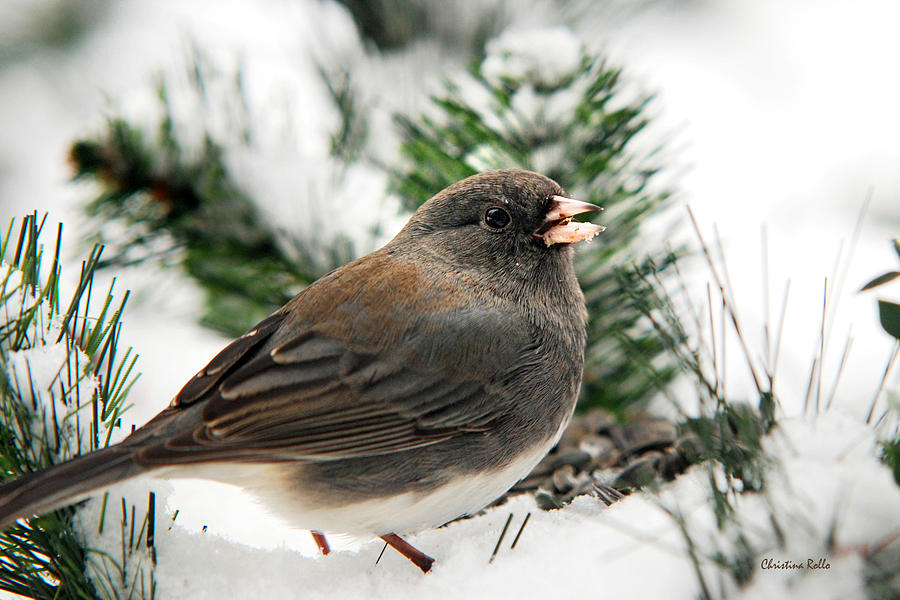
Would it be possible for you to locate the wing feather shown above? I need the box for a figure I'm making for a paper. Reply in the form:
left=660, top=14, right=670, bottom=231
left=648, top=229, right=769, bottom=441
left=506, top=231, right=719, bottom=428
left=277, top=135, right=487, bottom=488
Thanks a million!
left=174, top=311, right=288, bottom=405
left=138, top=329, right=510, bottom=465
left=140, top=265, right=536, bottom=466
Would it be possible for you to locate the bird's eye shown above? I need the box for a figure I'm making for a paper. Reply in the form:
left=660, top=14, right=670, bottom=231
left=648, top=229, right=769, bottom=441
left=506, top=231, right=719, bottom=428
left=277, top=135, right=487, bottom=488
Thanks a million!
left=483, top=207, right=511, bottom=229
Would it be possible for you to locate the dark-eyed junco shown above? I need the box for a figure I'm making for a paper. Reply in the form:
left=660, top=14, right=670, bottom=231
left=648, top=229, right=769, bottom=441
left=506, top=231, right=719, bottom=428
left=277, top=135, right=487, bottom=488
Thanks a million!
left=0, top=169, right=604, bottom=572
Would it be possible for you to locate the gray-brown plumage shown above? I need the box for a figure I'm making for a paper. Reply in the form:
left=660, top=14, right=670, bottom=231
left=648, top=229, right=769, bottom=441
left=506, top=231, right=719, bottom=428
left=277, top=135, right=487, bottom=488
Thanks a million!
left=0, top=169, right=604, bottom=572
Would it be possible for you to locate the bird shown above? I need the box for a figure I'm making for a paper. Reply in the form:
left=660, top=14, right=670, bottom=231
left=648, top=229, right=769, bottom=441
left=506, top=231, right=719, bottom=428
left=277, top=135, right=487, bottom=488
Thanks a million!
left=0, top=169, right=605, bottom=573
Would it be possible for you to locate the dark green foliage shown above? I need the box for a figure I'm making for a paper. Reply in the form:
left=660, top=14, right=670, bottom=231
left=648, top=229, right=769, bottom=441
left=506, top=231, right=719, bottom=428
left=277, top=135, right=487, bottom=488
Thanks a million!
left=616, top=216, right=787, bottom=595
left=860, top=271, right=900, bottom=292
left=0, top=215, right=144, bottom=599
left=393, top=52, right=681, bottom=414
left=709, top=532, right=756, bottom=587
left=71, top=83, right=331, bottom=338
left=333, top=0, right=503, bottom=54
left=319, top=66, right=370, bottom=164
left=860, top=237, right=900, bottom=497
left=1, top=509, right=95, bottom=600
left=621, top=241, right=774, bottom=497
left=878, top=300, right=900, bottom=341
left=72, top=45, right=681, bottom=416
left=681, top=404, right=768, bottom=495
left=883, top=438, right=900, bottom=486
left=860, top=238, right=900, bottom=342
left=335, top=0, right=431, bottom=50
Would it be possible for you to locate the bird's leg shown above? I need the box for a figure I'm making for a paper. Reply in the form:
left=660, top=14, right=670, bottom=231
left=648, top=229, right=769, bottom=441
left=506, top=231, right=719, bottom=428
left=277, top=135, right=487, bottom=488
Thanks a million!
left=311, top=531, right=330, bottom=555
left=380, top=533, right=435, bottom=573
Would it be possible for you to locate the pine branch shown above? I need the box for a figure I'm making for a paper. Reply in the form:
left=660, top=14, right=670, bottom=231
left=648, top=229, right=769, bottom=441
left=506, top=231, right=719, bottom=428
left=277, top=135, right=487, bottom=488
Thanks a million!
left=318, top=64, right=371, bottom=165
left=0, top=214, right=148, bottom=600
left=71, top=33, right=682, bottom=415
left=392, top=33, right=682, bottom=414
left=70, top=72, right=338, bottom=338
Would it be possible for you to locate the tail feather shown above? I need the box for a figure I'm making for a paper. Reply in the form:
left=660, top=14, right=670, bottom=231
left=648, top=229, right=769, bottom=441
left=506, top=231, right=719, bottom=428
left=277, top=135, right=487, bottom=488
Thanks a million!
left=0, top=446, right=144, bottom=531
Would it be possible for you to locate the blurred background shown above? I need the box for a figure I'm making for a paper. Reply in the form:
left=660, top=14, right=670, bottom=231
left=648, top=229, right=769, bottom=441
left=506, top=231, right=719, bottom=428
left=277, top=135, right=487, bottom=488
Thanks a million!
left=1, top=0, right=899, bottom=550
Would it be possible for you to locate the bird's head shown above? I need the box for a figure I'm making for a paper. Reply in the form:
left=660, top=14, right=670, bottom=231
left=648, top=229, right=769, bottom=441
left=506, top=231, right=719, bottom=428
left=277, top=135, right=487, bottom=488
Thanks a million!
left=398, top=169, right=605, bottom=275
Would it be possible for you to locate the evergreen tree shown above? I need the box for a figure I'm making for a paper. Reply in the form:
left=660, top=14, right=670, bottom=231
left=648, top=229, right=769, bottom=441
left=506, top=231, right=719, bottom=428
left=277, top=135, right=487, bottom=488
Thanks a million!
left=71, top=26, right=681, bottom=416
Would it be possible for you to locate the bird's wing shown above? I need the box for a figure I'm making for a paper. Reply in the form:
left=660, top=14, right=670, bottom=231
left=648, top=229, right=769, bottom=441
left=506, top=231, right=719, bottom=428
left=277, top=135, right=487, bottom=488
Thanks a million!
left=135, top=262, right=538, bottom=465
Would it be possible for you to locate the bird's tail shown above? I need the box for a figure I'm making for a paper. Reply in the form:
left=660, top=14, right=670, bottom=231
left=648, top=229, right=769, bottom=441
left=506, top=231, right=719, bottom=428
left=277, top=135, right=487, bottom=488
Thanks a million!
left=0, top=445, right=144, bottom=531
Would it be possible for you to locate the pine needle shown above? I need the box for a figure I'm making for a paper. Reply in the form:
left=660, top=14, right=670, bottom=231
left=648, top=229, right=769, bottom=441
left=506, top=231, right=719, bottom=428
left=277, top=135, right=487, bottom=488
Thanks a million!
left=0, top=215, right=146, bottom=600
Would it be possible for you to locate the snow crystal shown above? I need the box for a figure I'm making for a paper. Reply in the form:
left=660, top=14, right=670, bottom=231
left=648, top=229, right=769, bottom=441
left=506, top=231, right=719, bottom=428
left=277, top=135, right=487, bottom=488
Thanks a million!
left=481, top=26, right=584, bottom=88
left=543, top=80, right=588, bottom=123
left=72, top=477, right=171, bottom=599
left=224, top=152, right=403, bottom=270
left=478, top=27, right=591, bottom=146
left=4, top=343, right=93, bottom=456
left=1, top=263, right=100, bottom=458
left=463, top=144, right=520, bottom=174
left=0, top=262, right=25, bottom=329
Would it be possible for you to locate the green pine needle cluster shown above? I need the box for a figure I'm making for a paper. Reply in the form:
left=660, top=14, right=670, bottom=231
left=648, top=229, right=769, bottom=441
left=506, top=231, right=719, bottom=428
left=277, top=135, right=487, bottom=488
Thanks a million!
left=70, top=42, right=681, bottom=416
left=0, top=215, right=148, bottom=600
left=393, top=51, right=681, bottom=414
left=617, top=215, right=782, bottom=597
left=620, top=219, right=899, bottom=598
left=71, top=76, right=342, bottom=338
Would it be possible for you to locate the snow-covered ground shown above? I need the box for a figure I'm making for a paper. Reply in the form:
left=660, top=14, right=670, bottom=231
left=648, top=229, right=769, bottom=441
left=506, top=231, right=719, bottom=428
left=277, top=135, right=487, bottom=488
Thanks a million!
left=1, top=1, right=899, bottom=598
left=79, top=414, right=893, bottom=599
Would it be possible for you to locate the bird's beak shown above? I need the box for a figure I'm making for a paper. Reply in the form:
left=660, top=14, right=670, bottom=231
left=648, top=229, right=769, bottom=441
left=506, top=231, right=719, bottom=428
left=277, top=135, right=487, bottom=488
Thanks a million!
left=536, top=195, right=606, bottom=246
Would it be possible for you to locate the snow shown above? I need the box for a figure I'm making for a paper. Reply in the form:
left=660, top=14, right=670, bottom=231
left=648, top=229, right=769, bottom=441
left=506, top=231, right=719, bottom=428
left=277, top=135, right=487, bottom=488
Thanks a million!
left=53, top=412, right=897, bottom=599
left=733, top=414, right=900, bottom=599
left=5, top=342, right=84, bottom=453
left=482, top=26, right=584, bottom=89
left=71, top=478, right=164, bottom=599
left=6, top=261, right=892, bottom=600
left=0, top=263, right=99, bottom=457
left=1, top=1, right=900, bottom=599
left=588, top=0, right=900, bottom=419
